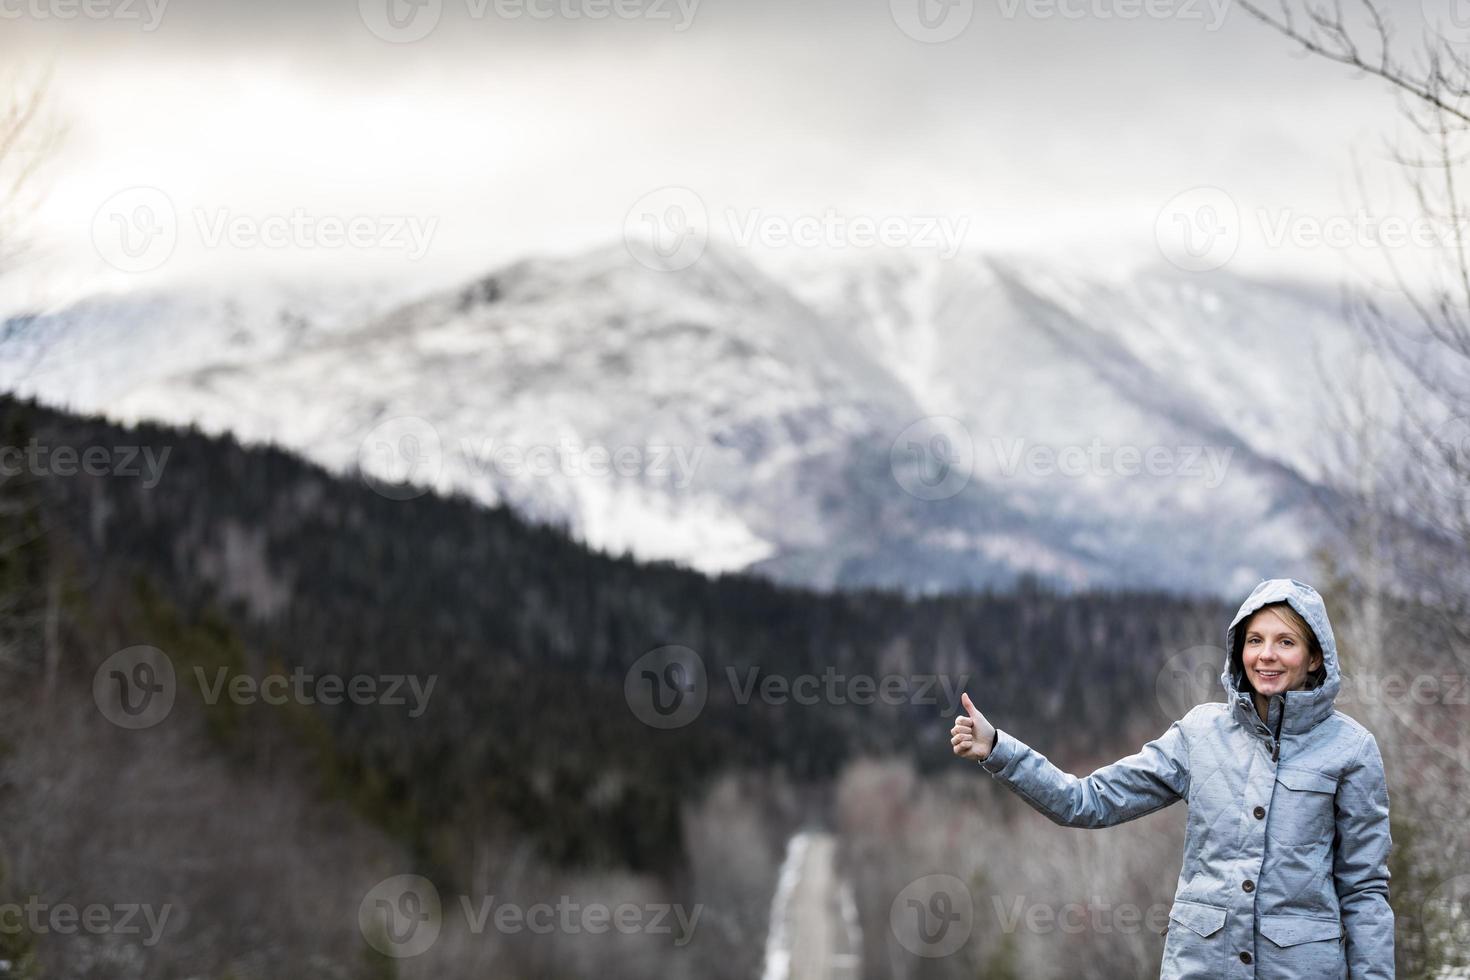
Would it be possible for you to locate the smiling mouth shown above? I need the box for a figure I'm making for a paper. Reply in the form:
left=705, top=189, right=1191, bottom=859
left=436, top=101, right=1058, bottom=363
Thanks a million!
left=1255, top=670, right=1284, bottom=680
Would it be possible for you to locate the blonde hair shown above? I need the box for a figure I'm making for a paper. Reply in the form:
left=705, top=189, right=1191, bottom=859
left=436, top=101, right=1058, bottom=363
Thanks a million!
left=1234, top=600, right=1327, bottom=690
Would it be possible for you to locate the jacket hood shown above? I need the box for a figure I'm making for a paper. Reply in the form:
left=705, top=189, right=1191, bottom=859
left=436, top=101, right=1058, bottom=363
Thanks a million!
left=1222, top=578, right=1341, bottom=735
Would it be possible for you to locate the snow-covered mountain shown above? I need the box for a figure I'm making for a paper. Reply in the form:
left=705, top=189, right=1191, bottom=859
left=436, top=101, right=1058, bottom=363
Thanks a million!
left=0, top=245, right=1384, bottom=597
left=0, top=278, right=415, bottom=408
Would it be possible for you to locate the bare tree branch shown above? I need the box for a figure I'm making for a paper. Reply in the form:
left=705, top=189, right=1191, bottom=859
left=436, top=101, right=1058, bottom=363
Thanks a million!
left=0, top=66, right=58, bottom=272
left=1235, top=0, right=1470, bottom=122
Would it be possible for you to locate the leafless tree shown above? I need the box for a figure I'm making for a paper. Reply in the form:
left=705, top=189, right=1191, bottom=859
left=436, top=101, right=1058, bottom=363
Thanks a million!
left=1235, top=3, right=1470, bottom=973
left=0, top=68, right=61, bottom=686
left=0, top=67, right=55, bottom=273
left=1230, top=1, right=1470, bottom=439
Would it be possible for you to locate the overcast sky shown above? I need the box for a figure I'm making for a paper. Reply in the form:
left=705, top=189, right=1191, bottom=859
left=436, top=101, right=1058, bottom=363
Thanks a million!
left=0, top=0, right=1456, bottom=307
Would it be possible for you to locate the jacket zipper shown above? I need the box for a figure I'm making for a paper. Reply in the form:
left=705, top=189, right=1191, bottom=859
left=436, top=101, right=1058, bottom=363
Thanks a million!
left=1271, top=700, right=1286, bottom=762
left=1241, top=691, right=1284, bottom=760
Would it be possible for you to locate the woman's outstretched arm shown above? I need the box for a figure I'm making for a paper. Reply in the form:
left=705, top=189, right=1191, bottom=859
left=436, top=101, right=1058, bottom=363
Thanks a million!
left=952, top=692, right=1190, bottom=828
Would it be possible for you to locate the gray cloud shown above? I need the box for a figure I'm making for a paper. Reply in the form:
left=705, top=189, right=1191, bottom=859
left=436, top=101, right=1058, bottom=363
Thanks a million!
left=0, top=0, right=1431, bottom=298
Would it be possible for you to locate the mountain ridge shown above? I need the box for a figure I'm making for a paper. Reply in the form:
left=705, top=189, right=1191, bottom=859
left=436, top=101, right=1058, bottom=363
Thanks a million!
left=0, top=243, right=1381, bottom=596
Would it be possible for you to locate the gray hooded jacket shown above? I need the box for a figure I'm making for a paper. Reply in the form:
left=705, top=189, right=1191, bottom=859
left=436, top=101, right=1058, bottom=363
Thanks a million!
left=978, top=578, right=1394, bottom=978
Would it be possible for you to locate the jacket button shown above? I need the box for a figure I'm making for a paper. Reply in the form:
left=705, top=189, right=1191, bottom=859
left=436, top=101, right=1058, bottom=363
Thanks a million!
left=1242, top=879, right=1255, bottom=892
left=1253, top=805, right=1265, bottom=819
left=1240, top=951, right=1253, bottom=964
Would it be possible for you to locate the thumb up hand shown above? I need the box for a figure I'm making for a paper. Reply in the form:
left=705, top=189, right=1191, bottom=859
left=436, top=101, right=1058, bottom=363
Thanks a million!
left=951, top=692, right=997, bottom=762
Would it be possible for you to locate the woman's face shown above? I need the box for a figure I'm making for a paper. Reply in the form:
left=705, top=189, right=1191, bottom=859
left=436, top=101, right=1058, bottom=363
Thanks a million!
left=1241, top=607, right=1321, bottom=696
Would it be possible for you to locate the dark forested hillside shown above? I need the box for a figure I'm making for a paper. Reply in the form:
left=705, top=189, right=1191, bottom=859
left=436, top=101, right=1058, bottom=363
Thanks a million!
left=0, top=394, right=1227, bottom=881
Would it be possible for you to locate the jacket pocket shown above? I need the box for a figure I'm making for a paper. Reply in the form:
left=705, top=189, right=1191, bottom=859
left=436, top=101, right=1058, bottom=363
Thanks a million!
left=1259, top=912, right=1341, bottom=947
left=1269, top=766, right=1338, bottom=846
left=1259, top=912, right=1346, bottom=977
left=1163, top=901, right=1229, bottom=978
left=1168, top=900, right=1228, bottom=938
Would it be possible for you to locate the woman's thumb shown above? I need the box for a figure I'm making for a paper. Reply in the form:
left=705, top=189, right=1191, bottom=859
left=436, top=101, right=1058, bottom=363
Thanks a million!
left=962, top=692, right=977, bottom=717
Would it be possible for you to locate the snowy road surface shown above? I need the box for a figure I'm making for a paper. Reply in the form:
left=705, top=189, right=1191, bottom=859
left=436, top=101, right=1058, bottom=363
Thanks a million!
left=761, top=832, right=862, bottom=980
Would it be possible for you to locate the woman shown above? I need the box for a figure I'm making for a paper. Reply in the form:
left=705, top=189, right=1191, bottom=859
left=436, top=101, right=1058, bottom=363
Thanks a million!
left=950, top=578, right=1393, bottom=979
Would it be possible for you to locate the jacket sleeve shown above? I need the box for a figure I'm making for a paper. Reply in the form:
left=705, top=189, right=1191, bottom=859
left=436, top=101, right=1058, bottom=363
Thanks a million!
left=1333, top=730, right=1394, bottom=979
left=978, top=719, right=1190, bottom=828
